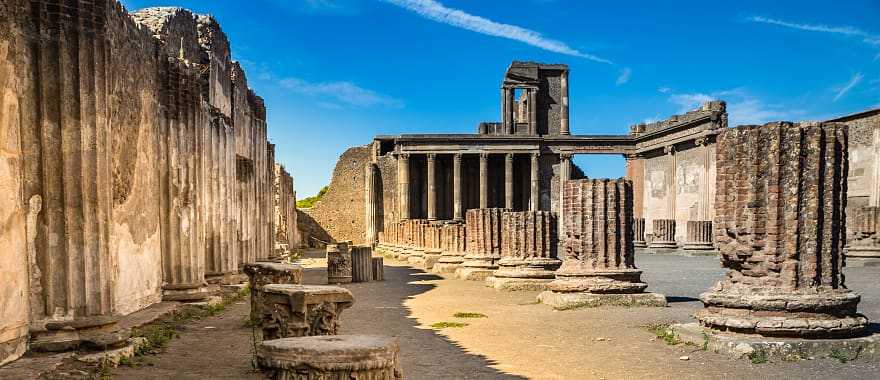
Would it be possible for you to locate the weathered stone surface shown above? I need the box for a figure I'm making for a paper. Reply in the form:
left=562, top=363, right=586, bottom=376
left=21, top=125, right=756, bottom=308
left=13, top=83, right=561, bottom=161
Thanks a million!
left=540, top=179, right=665, bottom=309
left=351, top=245, right=373, bottom=283
left=487, top=211, right=560, bottom=291
left=683, top=220, right=714, bottom=251
left=371, top=257, right=385, bottom=281
left=457, top=209, right=506, bottom=280
left=433, top=222, right=467, bottom=274
left=698, top=121, right=868, bottom=337
left=648, top=219, right=678, bottom=249
left=848, top=206, right=880, bottom=258
left=633, top=218, right=647, bottom=248
left=257, top=335, right=402, bottom=380
left=244, top=262, right=304, bottom=320
left=327, top=243, right=353, bottom=284
left=258, top=284, right=354, bottom=341
left=274, top=164, right=300, bottom=258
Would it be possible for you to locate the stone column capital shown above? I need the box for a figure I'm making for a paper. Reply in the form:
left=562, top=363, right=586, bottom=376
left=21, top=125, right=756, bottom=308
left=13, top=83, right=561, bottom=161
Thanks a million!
left=453, top=153, right=462, bottom=162
left=664, top=146, right=676, bottom=155
left=479, top=152, right=490, bottom=160
left=559, top=153, right=573, bottom=161
left=398, top=153, right=410, bottom=160
left=426, top=153, right=437, bottom=161
left=694, top=137, right=709, bottom=147
left=505, top=153, right=514, bottom=162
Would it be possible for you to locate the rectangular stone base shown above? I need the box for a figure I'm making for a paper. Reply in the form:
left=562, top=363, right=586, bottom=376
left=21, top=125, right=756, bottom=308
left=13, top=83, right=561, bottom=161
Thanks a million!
left=431, top=263, right=461, bottom=274
left=485, top=276, right=552, bottom=291
left=537, top=291, right=667, bottom=310
left=671, top=322, right=880, bottom=362
left=455, top=267, right=496, bottom=281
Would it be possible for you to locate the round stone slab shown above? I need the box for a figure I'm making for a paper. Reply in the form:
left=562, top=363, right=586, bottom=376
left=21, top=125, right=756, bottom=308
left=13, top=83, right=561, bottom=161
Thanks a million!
left=258, top=335, right=402, bottom=379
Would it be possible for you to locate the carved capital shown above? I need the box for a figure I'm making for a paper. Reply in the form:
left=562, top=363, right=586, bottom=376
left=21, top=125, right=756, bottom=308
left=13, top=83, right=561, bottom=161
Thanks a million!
left=559, top=152, right=573, bottom=161
left=505, top=153, right=514, bottom=162
left=479, top=152, right=490, bottom=160
left=398, top=153, right=410, bottom=160
left=664, top=145, right=676, bottom=155
left=453, top=153, right=462, bottom=163
left=695, top=137, right=709, bottom=147
left=426, top=153, right=437, bottom=161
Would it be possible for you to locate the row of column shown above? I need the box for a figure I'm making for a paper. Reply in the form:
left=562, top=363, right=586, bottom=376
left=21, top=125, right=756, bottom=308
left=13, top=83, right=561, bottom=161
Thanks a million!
left=397, top=152, right=542, bottom=221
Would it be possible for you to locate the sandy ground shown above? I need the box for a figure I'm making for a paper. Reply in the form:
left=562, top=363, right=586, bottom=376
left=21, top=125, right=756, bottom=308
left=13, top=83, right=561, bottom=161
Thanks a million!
left=108, top=251, right=880, bottom=379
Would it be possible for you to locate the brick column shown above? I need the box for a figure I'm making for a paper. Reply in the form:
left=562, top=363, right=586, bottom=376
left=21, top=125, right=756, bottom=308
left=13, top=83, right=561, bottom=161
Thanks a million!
left=479, top=153, right=489, bottom=209
left=453, top=154, right=463, bottom=221
left=488, top=211, right=561, bottom=291
left=697, top=121, right=867, bottom=337
left=427, top=154, right=437, bottom=220
left=505, top=153, right=514, bottom=209
left=558, top=154, right=572, bottom=242
left=530, top=153, right=539, bottom=211
left=538, top=179, right=666, bottom=309
left=457, top=208, right=505, bottom=280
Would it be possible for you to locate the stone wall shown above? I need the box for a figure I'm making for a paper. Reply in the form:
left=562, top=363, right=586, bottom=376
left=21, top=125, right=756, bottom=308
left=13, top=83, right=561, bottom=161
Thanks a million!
left=274, top=164, right=299, bottom=254
left=0, top=1, right=286, bottom=362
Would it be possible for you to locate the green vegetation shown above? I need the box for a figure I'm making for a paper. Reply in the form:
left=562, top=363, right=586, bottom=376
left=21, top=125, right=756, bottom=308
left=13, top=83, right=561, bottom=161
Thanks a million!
left=646, top=323, right=680, bottom=345
left=296, top=185, right=329, bottom=208
left=829, top=349, right=856, bottom=363
left=431, top=321, right=469, bottom=329
left=749, top=349, right=769, bottom=364
left=453, top=312, right=487, bottom=318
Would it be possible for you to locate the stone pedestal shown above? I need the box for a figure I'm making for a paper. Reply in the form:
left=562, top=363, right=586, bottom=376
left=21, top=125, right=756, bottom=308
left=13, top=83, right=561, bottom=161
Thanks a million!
left=258, top=284, right=354, bottom=341
left=457, top=209, right=505, bottom=280
left=406, top=248, right=426, bottom=266
left=697, top=122, right=868, bottom=338
left=423, top=248, right=442, bottom=270
left=433, top=223, right=467, bottom=274
left=539, top=179, right=666, bottom=309
left=244, top=262, right=305, bottom=321
left=683, top=220, right=714, bottom=251
left=648, top=219, right=677, bottom=249
left=633, top=218, right=647, bottom=248
left=372, top=257, right=385, bottom=281
left=327, top=243, right=352, bottom=284
left=847, top=206, right=880, bottom=259
left=258, top=335, right=402, bottom=380
left=351, top=245, right=373, bottom=283
left=487, top=211, right=561, bottom=291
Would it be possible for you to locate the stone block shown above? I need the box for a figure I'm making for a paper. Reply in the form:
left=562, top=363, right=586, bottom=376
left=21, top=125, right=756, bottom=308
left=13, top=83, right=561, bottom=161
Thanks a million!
left=257, top=335, right=402, bottom=379
left=258, top=284, right=354, bottom=341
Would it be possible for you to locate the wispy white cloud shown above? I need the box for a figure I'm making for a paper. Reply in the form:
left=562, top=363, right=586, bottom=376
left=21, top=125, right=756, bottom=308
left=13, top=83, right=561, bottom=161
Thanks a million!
left=615, top=68, right=631, bottom=85
left=657, top=86, right=671, bottom=94
left=380, top=0, right=611, bottom=63
left=833, top=72, right=864, bottom=102
left=749, top=16, right=880, bottom=47
left=666, top=88, right=806, bottom=126
left=279, top=77, right=404, bottom=108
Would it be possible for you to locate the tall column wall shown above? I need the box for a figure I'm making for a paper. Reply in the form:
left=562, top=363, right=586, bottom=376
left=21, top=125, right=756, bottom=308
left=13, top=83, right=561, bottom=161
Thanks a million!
left=698, top=121, right=866, bottom=337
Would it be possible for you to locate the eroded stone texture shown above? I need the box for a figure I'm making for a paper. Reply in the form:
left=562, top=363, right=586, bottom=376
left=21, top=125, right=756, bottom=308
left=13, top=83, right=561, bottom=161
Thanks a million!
left=258, top=284, right=354, bottom=341
left=698, top=121, right=867, bottom=337
left=351, top=245, right=373, bottom=283
left=257, top=335, right=402, bottom=380
left=487, top=211, right=560, bottom=291
left=848, top=207, right=880, bottom=258
left=683, top=220, right=714, bottom=251
left=274, top=164, right=299, bottom=259
left=372, top=257, right=385, bottom=281
left=327, top=243, right=353, bottom=284
left=244, top=262, right=304, bottom=321
left=648, top=219, right=677, bottom=249
left=457, top=209, right=506, bottom=280
left=433, top=222, right=467, bottom=274
left=539, top=179, right=666, bottom=309
left=633, top=218, right=647, bottom=248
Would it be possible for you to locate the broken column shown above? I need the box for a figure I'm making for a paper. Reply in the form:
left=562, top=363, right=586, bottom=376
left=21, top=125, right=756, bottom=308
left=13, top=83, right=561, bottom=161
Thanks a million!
left=696, top=121, right=868, bottom=337
left=487, top=211, right=560, bottom=291
left=633, top=218, right=647, bottom=248
left=538, top=179, right=666, bottom=309
left=406, top=221, right=427, bottom=266
left=457, top=209, right=505, bottom=280
left=350, top=245, right=373, bottom=283
left=683, top=220, right=714, bottom=251
left=433, top=222, right=467, bottom=274
left=257, top=335, right=402, bottom=380
left=257, top=284, right=354, bottom=340
left=423, top=223, right=443, bottom=269
left=327, top=243, right=353, bottom=284
left=244, top=262, right=304, bottom=321
left=648, top=219, right=677, bottom=250
left=847, top=207, right=880, bottom=260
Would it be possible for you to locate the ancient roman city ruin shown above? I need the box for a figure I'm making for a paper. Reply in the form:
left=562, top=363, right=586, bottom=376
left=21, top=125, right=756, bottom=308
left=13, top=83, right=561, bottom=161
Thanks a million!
left=1, top=0, right=880, bottom=378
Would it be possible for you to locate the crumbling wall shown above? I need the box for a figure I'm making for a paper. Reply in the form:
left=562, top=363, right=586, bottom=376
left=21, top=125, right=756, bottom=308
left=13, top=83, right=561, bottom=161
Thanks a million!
left=302, top=145, right=372, bottom=245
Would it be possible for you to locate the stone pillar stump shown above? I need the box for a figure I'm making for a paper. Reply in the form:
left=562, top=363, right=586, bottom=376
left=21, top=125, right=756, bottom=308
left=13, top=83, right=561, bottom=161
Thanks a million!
left=327, top=243, right=352, bottom=284
left=258, top=284, right=354, bottom=341
left=648, top=219, right=677, bottom=249
left=244, top=262, right=305, bottom=321
left=434, top=222, right=467, bottom=274
left=457, top=208, right=506, bottom=280
left=696, top=122, right=868, bottom=338
left=683, top=220, right=714, bottom=251
left=538, top=179, right=666, bottom=309
left=258, top=335, right=402, bottom=380
left=351, top=245, right=373, bottom=283
left=847, top=206, right=880, bottom=259
left=487, top=211, right=561, bottom=291
left=372, top=257, right=385, bottom=281
left=633, top=218, right=647, bottom=248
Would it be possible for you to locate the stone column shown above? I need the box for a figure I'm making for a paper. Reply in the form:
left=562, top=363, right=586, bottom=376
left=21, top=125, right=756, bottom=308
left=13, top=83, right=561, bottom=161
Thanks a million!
left=558, top=154, right=572, bottom=242
left=848, top=207, right=880, bottom=258
left=479, top=153, right=489, bottom=209
left=649, top=219, right=677, bottom=249
left=258, top=335, right=402, bottom=379
left=364, top=163, right=379, bottom=244
left=502, top=87, right=512, bottom=134
left=560, top=70, right=570, bottom=135
left=528, top=88, right=537, bottom=134
left=457, top=208, right=505, bottom=280
left=538, top=179, right=666, bottom=309
left=453, top=154, right=463, bottom=221
left=633, top=218, right=647, bottom=248
left=488, top=211, right=561, bottom=291
left=530, top=153, right=540, bottom=211
left=434, top=222, right=467, bottom=274
left=505, top=153, right=514, bottom=209
left=327, top=243, right=352, bottom=284
left=683, top=221, right=714, bottom=251
left=697, top=121, right=867, bottom=337
left=397, top=154, right=410, bottom=220
left=257, top=284, right=354, bottom=340
left=351, top=245, right=373, bottom=283
left=427, top=154, right=437, bottom=220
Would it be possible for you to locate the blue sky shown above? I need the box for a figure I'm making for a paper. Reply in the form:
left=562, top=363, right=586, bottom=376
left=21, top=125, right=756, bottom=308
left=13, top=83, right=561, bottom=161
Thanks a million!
left=120, top=0, right=880, bottom=197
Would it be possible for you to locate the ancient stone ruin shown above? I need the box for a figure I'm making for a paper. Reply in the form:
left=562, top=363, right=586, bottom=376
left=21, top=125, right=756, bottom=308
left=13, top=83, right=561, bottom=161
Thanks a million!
left=0, top=1, right=299, bottom=364
left=539, top=179, right=666, bottom=309
left=257, top=335, right=403, bottom=380
left=486, top=211, right=560, bottom=290
left=697, top=121, right=868, bottom=337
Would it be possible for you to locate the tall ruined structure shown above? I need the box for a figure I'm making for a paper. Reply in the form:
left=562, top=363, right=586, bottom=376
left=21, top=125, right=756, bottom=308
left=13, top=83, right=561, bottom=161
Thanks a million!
left=0, top=1, right=291, bottom=363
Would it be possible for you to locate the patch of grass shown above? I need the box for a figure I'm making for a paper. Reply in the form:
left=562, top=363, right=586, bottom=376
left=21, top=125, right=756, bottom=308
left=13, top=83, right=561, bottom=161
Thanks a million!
left=701, top=332, right=710, bottom=351
left=829, top=349, right=856, bottom=363
left=646, top=323, right=680, bottom=345
left=749, top=349, right=769, bottom=364
left=453, top=312, right=487, bottom=318
left=431, top=321, right=469, bottom=329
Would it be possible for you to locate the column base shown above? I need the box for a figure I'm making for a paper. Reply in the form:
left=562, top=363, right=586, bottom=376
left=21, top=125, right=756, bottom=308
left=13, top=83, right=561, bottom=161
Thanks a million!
left=423, top=249, right=442, bottom=270
left=455, top=267, right=496, bottom=281
left=648, top=241, right=678, bottom=249
left=0, top=330, right=28, bottom=366
left=846, top=245, right=880, bottom=258
left=205, top=272, right=247, bottom=285
left=682, top=242, right=715, bottom=251
left=31, top=316, right=129, bottom=352
left=633, top=240, right=647, bottom=248
left=485, top=276, right=553, bottom=291
left=162, top=284, right=210, bottom=302
left=537, top=291, right=667, bottom=310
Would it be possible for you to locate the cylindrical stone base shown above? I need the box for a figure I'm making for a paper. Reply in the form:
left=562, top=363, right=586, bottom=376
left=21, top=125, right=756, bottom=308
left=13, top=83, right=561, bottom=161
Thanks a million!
left=432, top=252, right=465, bottom=274
left=648, top=219, right=678, bottom=249
left=372, top=257, right=385, bottom=281
left=634, top=218, right=647, bottom=248
left=351, top=246, right=373, bottom=283
left=683, top=220, right=714, bottom=251
left=423, top=248, right=442, bottom=269
left=258, top=335, right=403, bottom=380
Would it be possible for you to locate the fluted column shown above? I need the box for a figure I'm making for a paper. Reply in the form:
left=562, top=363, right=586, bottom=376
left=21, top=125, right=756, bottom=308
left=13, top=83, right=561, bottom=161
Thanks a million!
left=453, top=154, right=463, bottom=221
left=558, top=154, right=571, bottom=240
left=501, top=87, right=512, bottom=134
left=397, top=154, right=410, bottom=220
left=427, top=153, right=437, bottom=220
left=505, top=153, right=514, bottom=209
left=560, top=70, right=570, bottom=135
left=530, top=153, right=539, bottom=211
left=528, top=89, right=537, bottom=134
left=488, top=211, right=560, bottom=291
left=479, top=153, right=489, bottom=209
left=365, top=163, right=379, bottom=244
